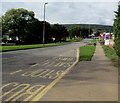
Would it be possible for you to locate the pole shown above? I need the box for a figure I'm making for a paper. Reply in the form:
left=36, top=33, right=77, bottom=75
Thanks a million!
left=43, top=3, right=48, bottom=44
left=89, top=24, right=90, bottom=36
left=80, top=31, right=81, bottom=40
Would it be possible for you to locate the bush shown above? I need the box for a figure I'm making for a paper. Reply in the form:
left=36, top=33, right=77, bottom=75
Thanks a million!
left=114, top=4, right=120, bottom=57
left=114, top=39, right=120, bottom=57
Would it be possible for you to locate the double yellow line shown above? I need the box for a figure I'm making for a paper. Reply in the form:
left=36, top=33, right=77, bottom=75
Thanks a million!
left=31, top=48, right=80, bottom=101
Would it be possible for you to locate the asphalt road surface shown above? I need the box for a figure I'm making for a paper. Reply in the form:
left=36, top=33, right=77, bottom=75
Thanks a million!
left=2, top=39, right=91, bottom=101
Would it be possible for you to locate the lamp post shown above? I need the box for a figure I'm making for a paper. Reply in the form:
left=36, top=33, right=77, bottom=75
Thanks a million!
left=89, top=24, right=90, bottom=36
left=80, top=30, right=81, bottom=41
left=43, top=2, right=48, bottom=44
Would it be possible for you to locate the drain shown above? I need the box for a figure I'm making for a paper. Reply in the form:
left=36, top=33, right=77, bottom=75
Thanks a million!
left=29, top=63, right=37, bottom=65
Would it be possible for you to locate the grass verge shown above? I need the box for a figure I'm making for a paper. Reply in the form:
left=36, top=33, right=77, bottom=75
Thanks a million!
left=1, top=38, right=83, bottom=52
left=87, top=39, right=97, bottom=46
left=102, top=44, right=120, bottom=74
left=66, top=38, right=83, bottom=42
left=79, top=46, right=96, bottom=61
left=1, top=42, right=70, bottom=52
left=91, top=39, right=97, bottom=43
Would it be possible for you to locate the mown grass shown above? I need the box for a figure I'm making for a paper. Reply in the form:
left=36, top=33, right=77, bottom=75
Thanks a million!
left=87, top=39, right=97, bottom=46
left=1, top=42, right=70, bottom=52
left=1, top=38, right=83, bottom=52
left=91, top=39, right=97, bottom=43
left=66, top=38, right=83, bottom=42
left=79, top=46, right=96, bottom=61
left=102, top=45, right=120, bottom=74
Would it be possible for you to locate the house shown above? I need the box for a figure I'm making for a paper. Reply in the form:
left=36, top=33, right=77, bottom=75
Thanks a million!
left=99, top=32, right=114, bottom=48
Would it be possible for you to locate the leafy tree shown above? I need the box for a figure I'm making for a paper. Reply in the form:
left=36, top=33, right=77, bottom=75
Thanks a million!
left=51, top=24, right=68, bottom=42
left=67, top=25, right=81, bottom=39
left=2, top=8, right=35, bottom=44
left=114, top=3, right=120, bottom=57
left=94, top=31, right=100, bottom=36
left=44, top=21, right=53, bottom=43
left=24, top=18, right=42, bottom=44
left=81, top=27, right=93, bottom=38
left=2, top=8, right=67, bottom=44
left=67, top=25, right=93, bottom=39
left=0, top=17, right=2, bottom=39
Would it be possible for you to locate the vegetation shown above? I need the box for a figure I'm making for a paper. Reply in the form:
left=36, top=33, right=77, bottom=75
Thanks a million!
left=67, top=25, right=81, bottom=38
left=1, top=38, right=83, bottom=51
left=67, top=25, right=93, bottom=39
left=94, top=31, right=100, bottom=36
left=114, top=3, right=120, bottom=57
left=62, top=24, right=113, bottom=32
left=99, top=40, right=120, bottom=74
left=102, top=45, right=120, bottom=74
left=2, top=8, right=69, bottom=45
left=51, top=24, right=69, bottom=42
left=0, top=17, right=1, bottom=37
left=79, top=46, right=96, bottom=61
left=2, top=8, right=93, bottom=45
left=2, top=42, right=70, bottom=52
left=91, top=39, right=97, bottom=43
left=66, top=38, right=83, bottom=42
left=2, top=8, right=36, bottom=44
left=87, top=39, right=97, bottom=45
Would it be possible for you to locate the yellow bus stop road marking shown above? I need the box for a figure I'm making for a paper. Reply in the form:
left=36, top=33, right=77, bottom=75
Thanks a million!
left=31, top=48, right=79, bottom=101
left=3, top=49, right=79, bottom=101
left=10, top=70, right=23, bottom=75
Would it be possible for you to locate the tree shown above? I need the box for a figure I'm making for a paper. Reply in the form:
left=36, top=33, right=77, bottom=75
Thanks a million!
left=24, top=18, right=42, bottom=44
left=43, top=21, right=53, bottom=43
left=81, top=27, right=93, bottom=38
left=51, top=24, right=68, bottom=42
left=94, top=31, right=100, bottom=36
left=67, top=25, right=93, bottom=39
left=67, top=25, right=81, bottom=39
left=114, top=3, right=120, bottom=57
left=2, top=8, right=35, bottom=44
left=0, top=17, right=2, bottom=38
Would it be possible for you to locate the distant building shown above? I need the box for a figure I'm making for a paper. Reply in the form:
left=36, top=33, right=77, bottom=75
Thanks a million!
left=3, top=35, right=11, bottom=40
left=99, top=32, right=114, bottom=48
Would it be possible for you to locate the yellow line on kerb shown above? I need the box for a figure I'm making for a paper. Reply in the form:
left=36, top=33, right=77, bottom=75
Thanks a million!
left=31, top=48, right=79, bottom=101
left=31, top=63, right=39, bottom=67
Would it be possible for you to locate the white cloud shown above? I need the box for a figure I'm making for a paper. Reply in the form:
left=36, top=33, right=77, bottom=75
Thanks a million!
left=46, top=2, right=118, bottom=25
left=1, top=0, right=120, bottom=2
left=1, top=2, right=119, bottom=25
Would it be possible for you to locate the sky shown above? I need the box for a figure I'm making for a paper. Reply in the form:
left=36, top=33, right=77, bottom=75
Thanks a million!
left=1, top=0, right=119, bottom=25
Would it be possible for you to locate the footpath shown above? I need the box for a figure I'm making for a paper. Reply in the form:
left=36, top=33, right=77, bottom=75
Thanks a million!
left=41, top=42, right=118, bottom=101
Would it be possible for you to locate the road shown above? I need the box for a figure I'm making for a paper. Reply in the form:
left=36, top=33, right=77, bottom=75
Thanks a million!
left=2, top=39, right=91, bottom=101
left=41, top=42, right=118, bottom=101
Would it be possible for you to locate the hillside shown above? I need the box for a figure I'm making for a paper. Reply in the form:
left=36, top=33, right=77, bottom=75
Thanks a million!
left=61, top=24, right=113, bottom=32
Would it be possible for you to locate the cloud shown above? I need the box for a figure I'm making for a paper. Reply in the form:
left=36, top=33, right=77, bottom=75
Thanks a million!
left=1, top=0, right=119, bottom=2
left=46, top=2, right=118, bottom=25
left=1, top=2, right=118, bottom=25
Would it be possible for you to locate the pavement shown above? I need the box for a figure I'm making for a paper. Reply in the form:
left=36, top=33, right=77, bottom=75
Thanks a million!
left=41, top=42, right=118, bottom=101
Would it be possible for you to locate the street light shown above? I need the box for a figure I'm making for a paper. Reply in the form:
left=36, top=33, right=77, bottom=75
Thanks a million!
left=43, top=2, right=48, bottom=44
left=79, top=23, right=81, bottom=40
left=89, top=24, right=90, bottom=36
